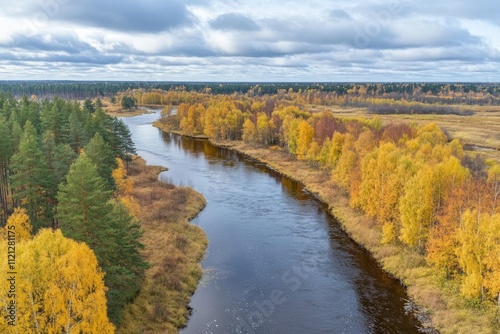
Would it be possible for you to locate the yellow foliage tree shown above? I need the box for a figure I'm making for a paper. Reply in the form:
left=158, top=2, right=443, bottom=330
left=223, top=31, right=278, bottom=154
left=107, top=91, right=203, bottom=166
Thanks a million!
left=306, top=141, right=321, bottom=164
left=399, top=165, right=434, bottom=249
left=5, top=207, right=32, bottom=242
left=427, top=181, right=467, bottom=276
left=112, top=158, right=133, bottom=196
left=487, top=163, right=500, bottom=214
left=112, top=158, right=139, bottom=217
left=284, top=117, right=301, bottom=155
left=317, top=137, right=331, bottom=166
left=242, top=119, right=257, bottom=143
left=359, top=142, right=402, bottom=230
left=203, top=105, right=218, bottom=139
left=326, top=132, right=344, bottom=168
left=354, top=128, right=376, bottom=159
left=296, top=120, right=314, bottom=160
left=332, top=134, right=356, bottom=190
left=256, top=113, right=271, bottom=146
left=0, top=229, right=114, bottom=333
left=416, top=122, right=448, bottom=146
left=431, top=156, right=470, bottom=216
left=456, top=210, right=500, bottom=302
left=483, top=213, right=500, bottom=306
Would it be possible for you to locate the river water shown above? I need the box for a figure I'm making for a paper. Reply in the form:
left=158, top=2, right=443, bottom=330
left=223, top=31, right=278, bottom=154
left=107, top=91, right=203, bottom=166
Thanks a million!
left=121, top=108, right=425, bottom=334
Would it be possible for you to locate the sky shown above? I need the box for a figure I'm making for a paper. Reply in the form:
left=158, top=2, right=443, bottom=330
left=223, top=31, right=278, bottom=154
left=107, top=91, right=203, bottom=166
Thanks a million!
left=0, top=0, right=499, bottom=82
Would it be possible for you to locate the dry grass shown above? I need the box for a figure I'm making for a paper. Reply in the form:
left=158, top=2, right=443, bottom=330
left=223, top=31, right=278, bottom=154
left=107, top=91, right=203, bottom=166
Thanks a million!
left=118, top=157, right=207, bottom=334
left=331, top=106, right=500, bottom=163
left=205, top=139, right=500, bottom=334
left=107, top=108, right=153, bottom=117
left=100, top=98, right=155, bottom=117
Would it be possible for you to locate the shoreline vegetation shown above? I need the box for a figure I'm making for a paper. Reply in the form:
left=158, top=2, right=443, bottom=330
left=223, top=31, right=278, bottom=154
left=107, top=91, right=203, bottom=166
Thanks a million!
left=106, top=106, right=158, bottom=118
left=118, top=156, right=207, bottom=334
left=153, top=120, right=499, bottom=334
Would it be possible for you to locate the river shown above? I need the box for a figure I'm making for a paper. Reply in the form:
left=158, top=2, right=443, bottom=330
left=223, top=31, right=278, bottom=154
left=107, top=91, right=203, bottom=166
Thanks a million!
left=120, top=108, right=426, bottom=334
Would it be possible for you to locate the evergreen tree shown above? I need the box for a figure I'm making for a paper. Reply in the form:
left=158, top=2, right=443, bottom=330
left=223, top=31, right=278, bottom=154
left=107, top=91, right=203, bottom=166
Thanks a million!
left=121, top=96, right=136, bottom=110
left=95, top=97, right=103, bottom=109
left=0, top=116, right=12, bottom=224
left=40, top=98, right=70, bottom=144
left=109, top=117, right=136, bottom=164
left=10, top=121, right=23, bottom=153
left=57, top=154, right=113, bottom=249
left=83, top=98, right=95, bottom=113
left=57, top=154, right=146, bottom=325
left=10, top=120, right=48, bottom=229
left=41, top=131, right=77, bottom=225
left=104, top=202, right=147, bottom=324
left=84, top=133, right=118, bottom=191
left=68, top=110, right=88, bottom=151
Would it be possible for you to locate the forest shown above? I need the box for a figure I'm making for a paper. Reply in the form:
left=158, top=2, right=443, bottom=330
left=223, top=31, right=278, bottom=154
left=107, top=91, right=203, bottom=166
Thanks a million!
left=146, top=87, right=500, bottom=326
left=0, top=93, right=146, bottom=332
left=2, top=81, right=500, bottom=106
left=1, top=82, right=499, bottom=333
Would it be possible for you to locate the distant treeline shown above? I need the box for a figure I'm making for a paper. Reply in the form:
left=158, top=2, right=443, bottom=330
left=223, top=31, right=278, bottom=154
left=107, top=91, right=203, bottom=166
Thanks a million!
left=1, top=81, right=500, bottom=105
left=367, top=101, right=474, bottom=116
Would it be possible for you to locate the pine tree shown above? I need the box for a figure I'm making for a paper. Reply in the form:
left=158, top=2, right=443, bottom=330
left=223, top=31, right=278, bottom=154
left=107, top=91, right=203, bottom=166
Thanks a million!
left=10, top=121, right=23, bottom=153
left=84, top=133, right=118, bottom=191
left=68, top=110, right=88, bottom=151
left=40, top=98, right=70, bottom=144
left=109, top=117, right=136, bottom=163
left=0, top=116, right=12, bottom=224
left=57, top=154, right=114, bottom=251
left=104, top=201, right=147, bottom=324
left=10, top=120, right=48, bottom=228
left=41, top=131, right=77, bottom=226
left=57, top=154, right=146, bottom=325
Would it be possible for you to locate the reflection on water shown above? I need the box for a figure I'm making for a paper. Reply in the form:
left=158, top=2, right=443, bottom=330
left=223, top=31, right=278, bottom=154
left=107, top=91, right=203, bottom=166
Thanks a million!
left=121, top=109, right=426, bottom=334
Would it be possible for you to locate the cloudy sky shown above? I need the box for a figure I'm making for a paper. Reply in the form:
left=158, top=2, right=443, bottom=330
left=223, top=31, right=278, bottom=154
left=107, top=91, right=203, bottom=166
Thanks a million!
left=0, top=0, right=499, bottom=82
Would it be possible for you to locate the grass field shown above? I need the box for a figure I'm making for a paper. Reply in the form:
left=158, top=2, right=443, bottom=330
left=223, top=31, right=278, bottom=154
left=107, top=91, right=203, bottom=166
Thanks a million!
left=325, top=105, right=500, bottom=163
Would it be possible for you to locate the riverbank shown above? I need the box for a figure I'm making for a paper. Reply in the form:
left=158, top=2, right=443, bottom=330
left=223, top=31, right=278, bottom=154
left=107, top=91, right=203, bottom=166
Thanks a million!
left=153, top=122, right=499, bottom=334
left=118, top=156, right=207, bottom=334
left=107, top=107, right=155, bottom=117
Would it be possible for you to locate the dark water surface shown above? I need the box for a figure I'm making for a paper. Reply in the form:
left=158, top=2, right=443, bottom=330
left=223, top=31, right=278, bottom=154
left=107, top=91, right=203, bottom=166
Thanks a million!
left=121, top=108, right=425, bottom=334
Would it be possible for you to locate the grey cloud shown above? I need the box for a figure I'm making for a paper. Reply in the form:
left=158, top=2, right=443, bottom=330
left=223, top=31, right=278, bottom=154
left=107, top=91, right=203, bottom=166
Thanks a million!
left=260, top=18, right=392, bottom=49
left=260, top=16, right=484, bottom=51
left=329, top=9, right=352, bottom=21
left=1, top=34, right=96, bottom=54
left=0, top=51, right=123, bottom=65
left=209, top=13, right=260, bottom=31
left=388, top=46, right=494, bottom=63
left=451, top=1, right=500, bottom=26
left=1, top=0, right=499, bottom=81
left=44, top=54, right=123, bottom=65
left=20, top=0, right=194, bottom=33
left=387, top=22, right=482, bottom=49
left=389, top=1, right=500, bottom=26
